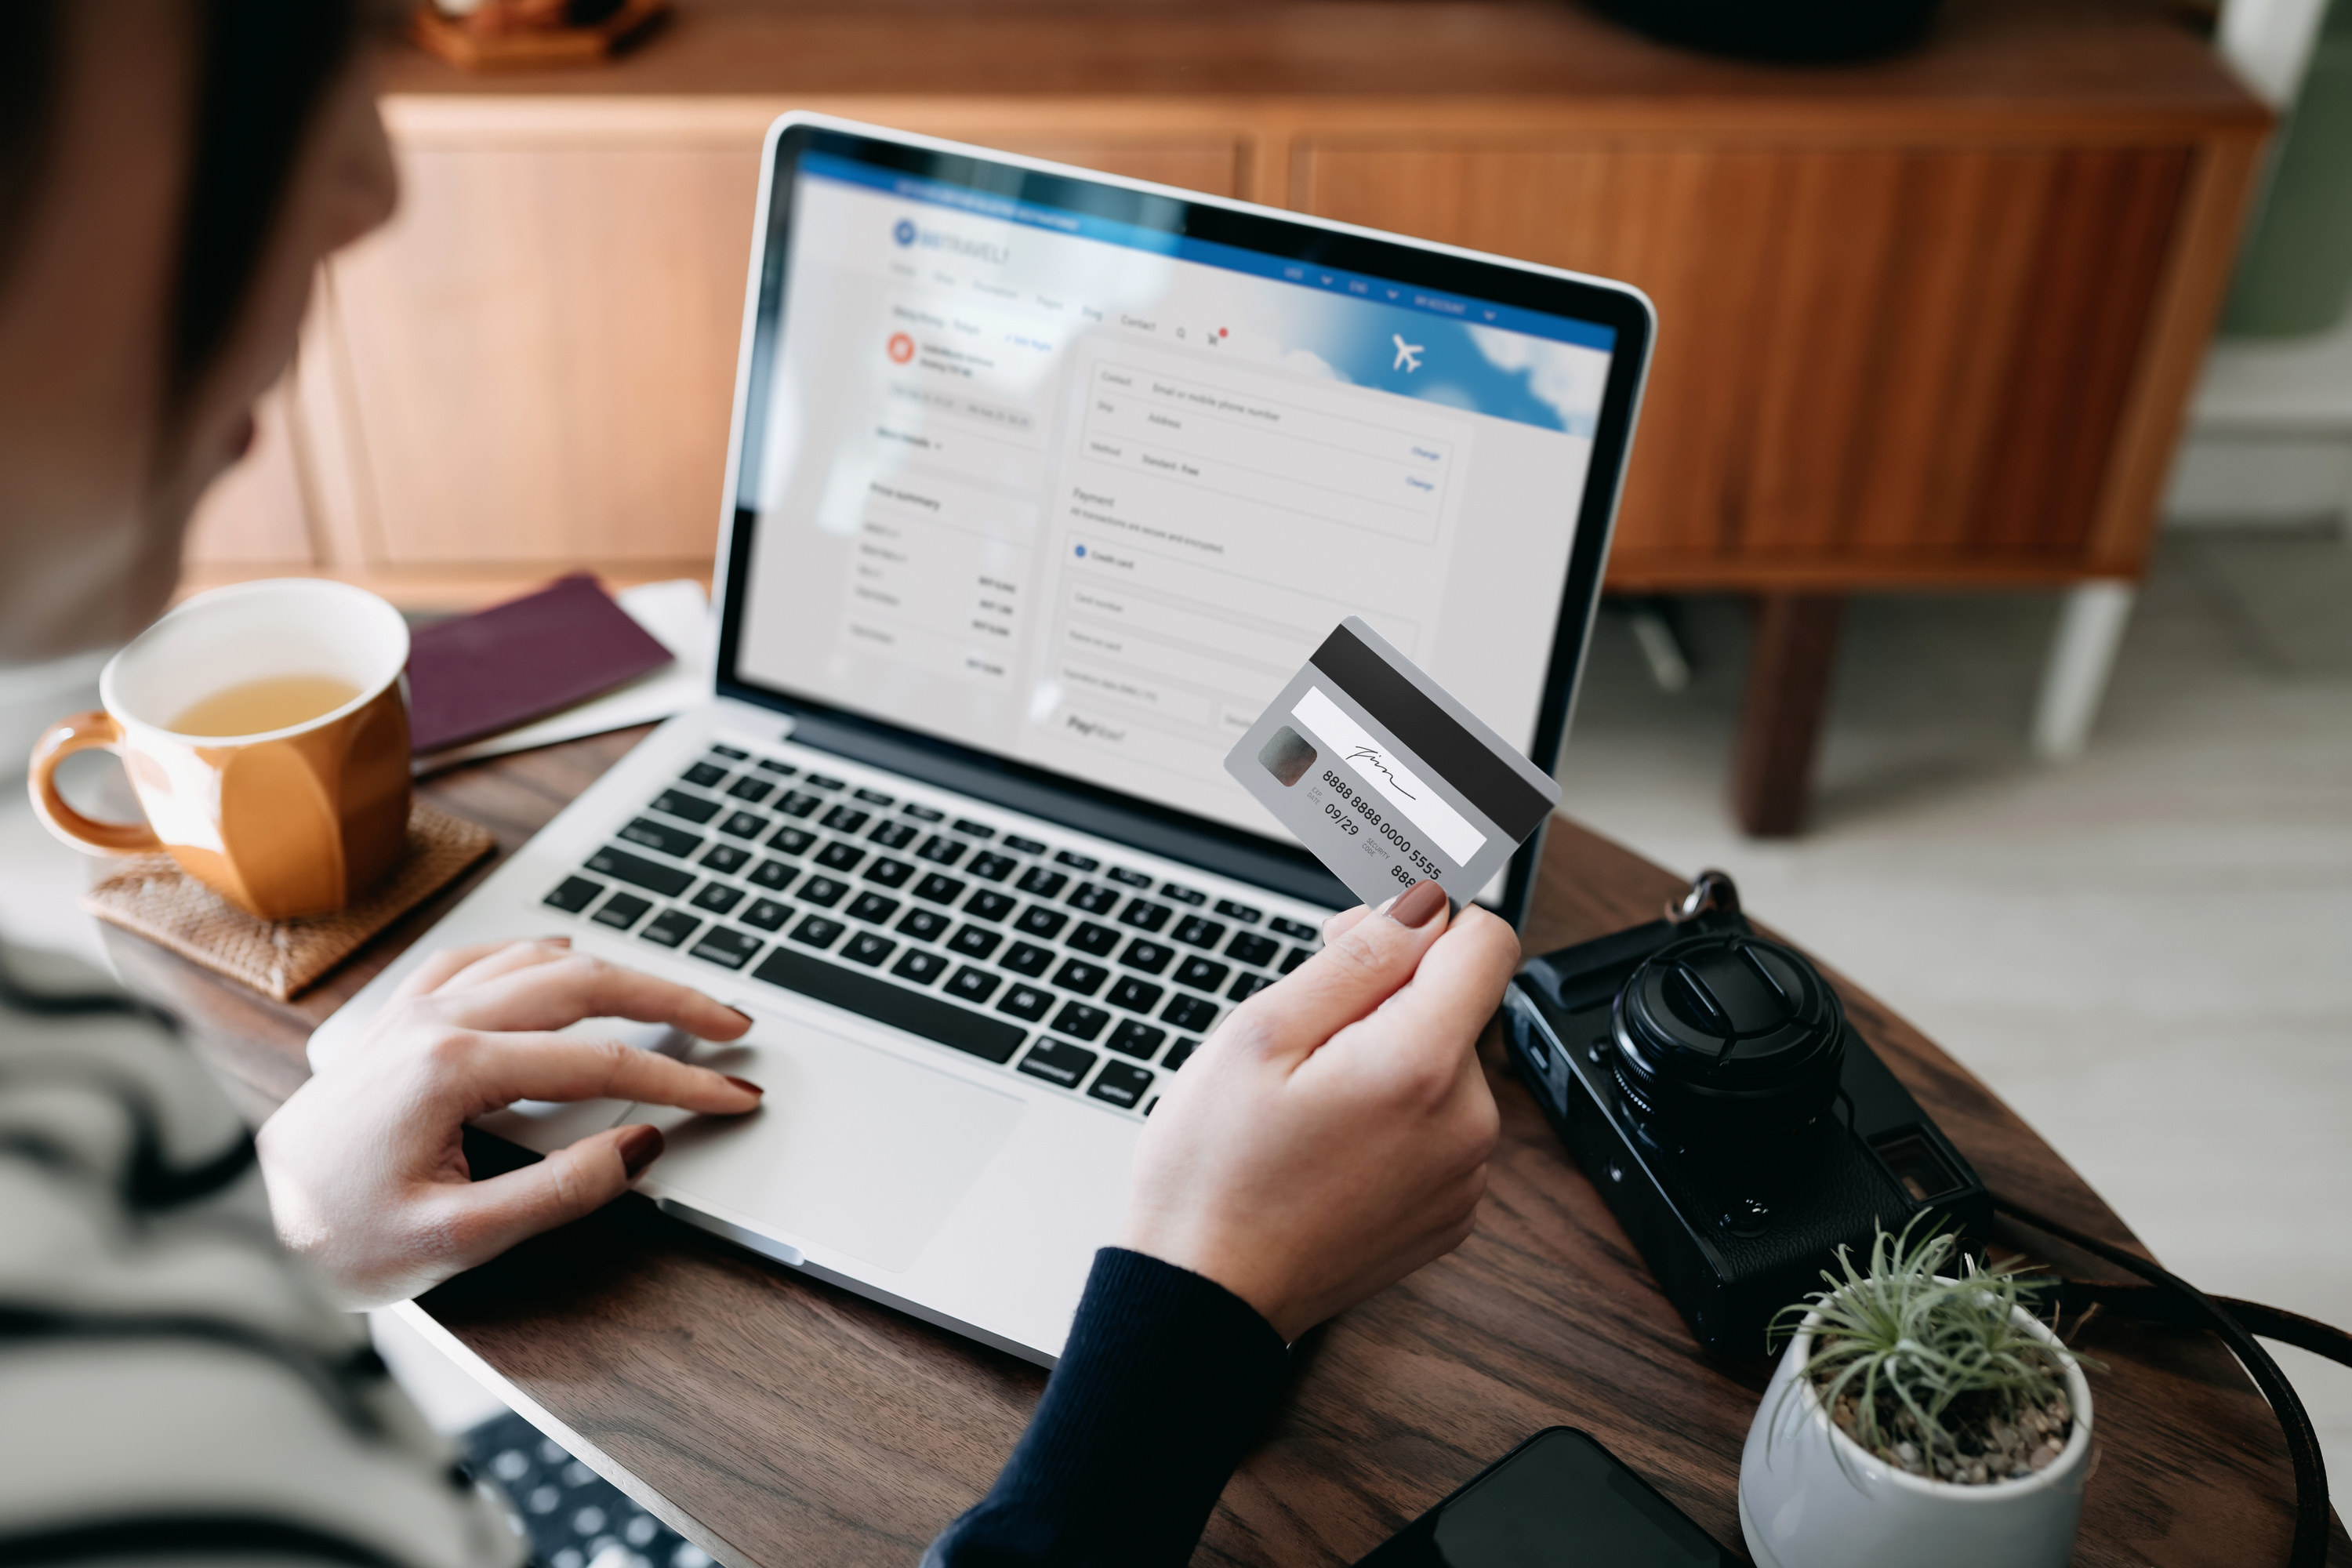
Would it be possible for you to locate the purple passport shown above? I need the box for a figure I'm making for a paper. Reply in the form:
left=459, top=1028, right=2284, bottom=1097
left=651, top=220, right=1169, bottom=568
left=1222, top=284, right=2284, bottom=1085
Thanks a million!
left=406, top=574, right=675, bottom=754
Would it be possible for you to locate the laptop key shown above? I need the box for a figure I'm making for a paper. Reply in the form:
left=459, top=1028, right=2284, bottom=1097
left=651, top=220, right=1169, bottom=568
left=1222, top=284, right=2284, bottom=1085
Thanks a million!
left=748, top=859, right=798, bottom=893
left=869, top=818, right=918, bottom=850
left=544, top=876, right=604, bottom=913
left=842, top=931, right=895, bottom=967
left=815, top=840, right=866, bottom=872
left=1162, top=1036, right=1201, bottom=1072
left=727, top=777, right=774, bottom=804
left=640, top=909, right=700, bottom=948
left=1160, top=884, right=1207, bottom=907
left=775, top=790, right=822, bottom=818
left=1055, top=851, right=1099, bottom=872
left=913, top=873, right=967, bottom=905
left=1000, top=942, right=1054, bottom=978
left=1279, top=947, right=1315, bottom=975
left=898, top=908, right=950, bottom=942
left=1229, top=972, right=1274, bottom=1003
left=681, top=761, right=728, bottom=789
left=804, top=774, right=845, bottom=792
left=1106, top=1019, right=1166, bottom=1060
left=902, top=802, right=945, bottom=822
left=865, top=857, right=916, bottom=888
left=916, top=834, right=967, bottom=866
left=822, top=804, right=869, bottom=834
left=1017, top=1038, right=1098, bottom=1088
left=619, top=817, right=702, bottom=859
left=1014, top=906, right=1068, bottom=941
left=1002, top=833, right=1047, bottom=855
left=770, top=825, right=818, bottom=855
left=592, top=892, right=652, bottom=930
left=1227, top=931, right=1280, bottom=967
left=1174, top=956, right=1229, bottom=993
left=892, top=948, right=949, bottom=985
left=690, top=927, right=763, bottom=971
left=1270, top=916, right=1319, bottom=940
left=951, top=818, right=995, bottom=840
left=585, top=848, right=692, bottom=898
left=964, top=889, right=1017, bottom=922
left=702, top=843, right=751, bottom=874
left=755, top=757, right=797, bottom=776
left=1017, top=866, right=1067, bottom=898
left=1173, top=916, right=1227, bottom=950
left=1088, top=1062, right=1153, bottom=1109
left=797, top=876, right=848, bottom=908
left=1119, top=938, right=1174, bottom=975
left=1050, top=1001, right=1110, bottom=1042
left=948, top=924, right=1002, bottom=960
left=1066, top=921, right=1120, bottom=957
left=946, top=966, right=1002, bottom=1006
left=1162, top=993, right=1218, bottom=1033
left=845, top=891, right=899, bottom=924
left=1117, top=898, right=1173, bottom=931
left=650, top=789, right=721, bottom=825
left=996, top=983, right=1053, bottom=1023
left=967, top=851, right=1018, bottom=883
left=742, top=898, right=790, bottom=931
left=1107, top=866, right=1152, bottom=887
left=709, top=744, right=749, bottom=760
left=1069, top=884, right=1120, bottom=916
left=691, top=883, right=745, bottom=915
left=750, top=948, right=1024, bottom=1066
left=789, top=914, right=845, bottom=949
left=719, top=811, right=768, bottom=839
left=1106, top=976, right=1163, bottom=1014
left=1051, top=959, right=1109, bottom=997
left=855, top=787, right=895, bottom=807
left=1216, top=898, right=1263, bottom=924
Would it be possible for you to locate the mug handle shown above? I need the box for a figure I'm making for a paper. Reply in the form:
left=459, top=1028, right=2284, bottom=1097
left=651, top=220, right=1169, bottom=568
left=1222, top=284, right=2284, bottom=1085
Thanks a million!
left=28, top=710, right=164, bottom=854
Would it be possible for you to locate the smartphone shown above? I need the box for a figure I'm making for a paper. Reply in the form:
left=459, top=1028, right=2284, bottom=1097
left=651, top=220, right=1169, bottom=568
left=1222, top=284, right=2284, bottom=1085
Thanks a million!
left=1352, top=1427, right=1738, bottom=1566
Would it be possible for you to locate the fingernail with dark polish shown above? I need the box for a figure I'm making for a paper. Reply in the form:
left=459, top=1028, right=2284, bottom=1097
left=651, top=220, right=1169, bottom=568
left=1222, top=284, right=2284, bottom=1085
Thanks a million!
left=617, top=1124, right=665, bottom=1178
left=724, top=1075, right=764, bottom=1097
left=1385, top=879, right=1446, bottom=929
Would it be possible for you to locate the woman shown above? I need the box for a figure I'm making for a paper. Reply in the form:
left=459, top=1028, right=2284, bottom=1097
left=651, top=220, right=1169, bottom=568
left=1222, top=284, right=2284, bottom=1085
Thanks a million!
left=0, top=4, right=1518, bottom=1564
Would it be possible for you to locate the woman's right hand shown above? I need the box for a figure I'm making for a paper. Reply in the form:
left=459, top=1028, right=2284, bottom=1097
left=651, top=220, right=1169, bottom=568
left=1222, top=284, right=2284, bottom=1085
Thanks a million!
left=1115, top=879, right=1518, bottom=1341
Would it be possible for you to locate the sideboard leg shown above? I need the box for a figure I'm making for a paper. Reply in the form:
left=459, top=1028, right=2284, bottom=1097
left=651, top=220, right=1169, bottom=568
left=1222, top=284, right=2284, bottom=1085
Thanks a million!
left=1731, top=593, right=1844, bottom=838
left=2031, top=580, right=2137, bottom=760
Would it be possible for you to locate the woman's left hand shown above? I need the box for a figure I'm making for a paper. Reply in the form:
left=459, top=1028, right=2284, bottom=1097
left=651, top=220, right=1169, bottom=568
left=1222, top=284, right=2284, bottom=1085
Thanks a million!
left=256, top=937, right=763, bottom=1308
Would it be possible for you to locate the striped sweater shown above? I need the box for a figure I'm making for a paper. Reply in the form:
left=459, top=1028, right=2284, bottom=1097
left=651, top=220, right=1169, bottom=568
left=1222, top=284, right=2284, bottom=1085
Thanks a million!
left=0, top=942, right=524, bottom=1566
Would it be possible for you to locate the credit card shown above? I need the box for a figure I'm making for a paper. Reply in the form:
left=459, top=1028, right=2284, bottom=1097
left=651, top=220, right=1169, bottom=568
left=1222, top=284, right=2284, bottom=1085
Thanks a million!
left=1225, top=618, right=1562, bottom=911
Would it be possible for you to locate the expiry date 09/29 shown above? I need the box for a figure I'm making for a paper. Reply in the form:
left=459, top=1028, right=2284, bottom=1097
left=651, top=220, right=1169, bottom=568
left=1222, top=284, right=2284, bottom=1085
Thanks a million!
left=1323, top=800, right=1361, bottom=837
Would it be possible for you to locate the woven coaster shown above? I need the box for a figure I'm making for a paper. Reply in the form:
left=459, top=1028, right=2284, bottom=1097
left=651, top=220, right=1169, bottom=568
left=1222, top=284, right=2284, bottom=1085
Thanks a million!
left=82, top=803, right=497, bottom=1002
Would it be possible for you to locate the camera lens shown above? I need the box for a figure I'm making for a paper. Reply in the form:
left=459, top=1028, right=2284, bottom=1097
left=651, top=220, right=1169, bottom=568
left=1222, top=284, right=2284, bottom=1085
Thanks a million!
left=1610, top=931, right=1846, bottom=1154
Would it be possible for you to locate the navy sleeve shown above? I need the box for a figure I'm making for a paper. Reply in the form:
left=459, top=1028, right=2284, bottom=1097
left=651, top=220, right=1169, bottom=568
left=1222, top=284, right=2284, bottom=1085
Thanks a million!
left=925, top=1247, right=1292, bottom=1568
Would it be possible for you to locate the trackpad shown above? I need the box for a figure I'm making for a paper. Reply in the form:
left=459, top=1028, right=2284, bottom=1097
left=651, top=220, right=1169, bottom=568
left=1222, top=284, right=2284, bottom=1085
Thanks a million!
left=629, top=1019, right=1025, bottom=1274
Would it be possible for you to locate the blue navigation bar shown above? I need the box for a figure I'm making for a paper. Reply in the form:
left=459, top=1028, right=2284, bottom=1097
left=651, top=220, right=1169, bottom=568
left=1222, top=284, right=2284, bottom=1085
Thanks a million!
left=800, top=152, right=1617, bottom=354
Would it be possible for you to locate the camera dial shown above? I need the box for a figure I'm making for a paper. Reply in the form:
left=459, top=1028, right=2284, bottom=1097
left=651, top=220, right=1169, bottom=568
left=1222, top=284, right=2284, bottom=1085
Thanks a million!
left=1609, top=931, right=1846, bottom=1155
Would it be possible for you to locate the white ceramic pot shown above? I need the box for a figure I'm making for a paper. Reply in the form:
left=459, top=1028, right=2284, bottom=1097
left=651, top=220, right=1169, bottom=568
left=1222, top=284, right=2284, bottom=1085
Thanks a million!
left=1738, top=1299, right=2094, bottom=1568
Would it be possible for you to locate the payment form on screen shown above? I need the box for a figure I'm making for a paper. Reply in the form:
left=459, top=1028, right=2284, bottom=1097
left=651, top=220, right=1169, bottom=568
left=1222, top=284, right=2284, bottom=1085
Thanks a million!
left=734, top=152, right=1616, bottom=850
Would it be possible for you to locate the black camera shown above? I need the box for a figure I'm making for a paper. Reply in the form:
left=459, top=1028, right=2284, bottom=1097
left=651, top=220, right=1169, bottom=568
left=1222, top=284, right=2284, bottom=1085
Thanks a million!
left=1501, top=871, right=1989, bottom=1356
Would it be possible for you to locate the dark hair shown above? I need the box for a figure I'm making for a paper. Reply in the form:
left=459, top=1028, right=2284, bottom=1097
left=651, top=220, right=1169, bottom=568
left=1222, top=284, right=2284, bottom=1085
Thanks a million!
left=0, top=0, right=360, bottom=397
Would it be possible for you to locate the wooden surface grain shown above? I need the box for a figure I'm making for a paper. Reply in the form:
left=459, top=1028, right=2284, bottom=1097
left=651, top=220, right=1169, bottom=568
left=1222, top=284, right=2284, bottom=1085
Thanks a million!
left=107, top=729, right=2348, bottom=1567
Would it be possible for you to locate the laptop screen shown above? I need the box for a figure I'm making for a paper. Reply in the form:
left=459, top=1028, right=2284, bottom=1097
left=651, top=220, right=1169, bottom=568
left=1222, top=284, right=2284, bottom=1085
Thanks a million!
left=721, top=124, right=1649, bottom=867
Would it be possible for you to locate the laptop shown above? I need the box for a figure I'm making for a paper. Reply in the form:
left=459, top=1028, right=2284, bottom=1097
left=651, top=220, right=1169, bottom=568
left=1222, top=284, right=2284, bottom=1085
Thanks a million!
left=309, top=114, right=1654, bottom=1365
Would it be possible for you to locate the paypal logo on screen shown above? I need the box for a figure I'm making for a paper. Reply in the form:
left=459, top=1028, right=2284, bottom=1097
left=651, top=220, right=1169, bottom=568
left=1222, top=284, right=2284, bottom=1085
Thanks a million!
left=892, top=218, right=916, bottom=246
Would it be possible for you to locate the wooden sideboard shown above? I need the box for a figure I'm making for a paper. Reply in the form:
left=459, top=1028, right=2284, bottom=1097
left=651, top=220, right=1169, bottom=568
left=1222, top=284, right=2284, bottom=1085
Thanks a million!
left=187, top=0, right=2267, bottom=828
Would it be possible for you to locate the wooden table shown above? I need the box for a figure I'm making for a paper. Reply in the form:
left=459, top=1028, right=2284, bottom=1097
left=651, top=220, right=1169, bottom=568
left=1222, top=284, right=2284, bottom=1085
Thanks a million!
left=107, top=731, right=2348, bottom=1567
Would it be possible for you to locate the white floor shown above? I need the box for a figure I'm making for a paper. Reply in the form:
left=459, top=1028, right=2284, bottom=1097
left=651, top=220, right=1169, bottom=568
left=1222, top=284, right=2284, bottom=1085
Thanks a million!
left=4, top=532, right=2346, bottom=1490
left=1561, top=527, right=2352, bottom=1490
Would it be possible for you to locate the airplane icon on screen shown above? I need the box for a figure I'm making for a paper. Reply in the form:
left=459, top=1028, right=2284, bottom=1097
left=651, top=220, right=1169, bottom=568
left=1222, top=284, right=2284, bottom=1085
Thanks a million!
left=1392, top=334, right=1424, bottom=372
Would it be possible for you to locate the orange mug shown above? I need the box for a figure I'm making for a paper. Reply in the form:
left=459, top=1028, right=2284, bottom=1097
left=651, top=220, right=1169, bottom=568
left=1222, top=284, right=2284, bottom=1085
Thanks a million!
left=30, top=579, right=413, bottom=920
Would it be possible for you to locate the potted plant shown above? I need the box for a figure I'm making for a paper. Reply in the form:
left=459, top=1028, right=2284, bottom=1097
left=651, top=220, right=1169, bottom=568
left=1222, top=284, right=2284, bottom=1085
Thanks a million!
left=1739, top=1221, right=2098, bottom=1568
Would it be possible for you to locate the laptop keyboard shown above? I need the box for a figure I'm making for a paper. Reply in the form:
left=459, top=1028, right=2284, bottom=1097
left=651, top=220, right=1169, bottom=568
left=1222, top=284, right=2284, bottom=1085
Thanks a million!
left=539, top=742, right=1327, bottom=1117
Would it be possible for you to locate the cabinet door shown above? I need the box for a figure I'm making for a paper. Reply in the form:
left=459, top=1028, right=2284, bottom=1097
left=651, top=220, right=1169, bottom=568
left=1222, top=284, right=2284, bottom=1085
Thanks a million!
left=324, top=135, right=762, bottom=572
left=1295, top=141, right=2190, bottom=583
left=182, top=376, right=315, bottom=570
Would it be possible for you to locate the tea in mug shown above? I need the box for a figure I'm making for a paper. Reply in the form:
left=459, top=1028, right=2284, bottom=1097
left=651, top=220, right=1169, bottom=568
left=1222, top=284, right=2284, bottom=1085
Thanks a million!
left=171, top=674, right=361, bottom=738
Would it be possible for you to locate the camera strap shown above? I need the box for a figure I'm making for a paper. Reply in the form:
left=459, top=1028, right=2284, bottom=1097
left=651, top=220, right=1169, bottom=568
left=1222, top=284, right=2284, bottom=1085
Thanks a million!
left=1993, top=1195, right=2352, bottom=1566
